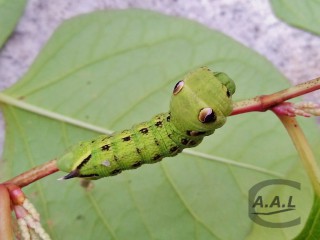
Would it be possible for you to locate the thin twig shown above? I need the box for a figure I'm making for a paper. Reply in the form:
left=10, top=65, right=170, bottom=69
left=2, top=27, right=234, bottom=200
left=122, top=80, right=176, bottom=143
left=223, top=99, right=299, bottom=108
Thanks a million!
left=5, top=160, right=58, bottom=188
left=231, top=76, right=320, bottom=115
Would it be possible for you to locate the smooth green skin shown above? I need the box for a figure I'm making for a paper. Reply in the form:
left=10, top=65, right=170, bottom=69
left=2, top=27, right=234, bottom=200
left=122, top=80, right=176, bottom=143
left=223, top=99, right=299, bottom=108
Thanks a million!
left=57, top=67, right=235, bottom=180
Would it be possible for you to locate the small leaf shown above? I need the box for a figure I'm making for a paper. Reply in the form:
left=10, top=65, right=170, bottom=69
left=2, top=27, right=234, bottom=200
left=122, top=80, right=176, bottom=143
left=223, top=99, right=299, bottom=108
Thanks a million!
left=1, top=9, right=319, bottom=239
left=270, top=0, right=320, bottom=35
left=0, top=0, right=26, bottom=48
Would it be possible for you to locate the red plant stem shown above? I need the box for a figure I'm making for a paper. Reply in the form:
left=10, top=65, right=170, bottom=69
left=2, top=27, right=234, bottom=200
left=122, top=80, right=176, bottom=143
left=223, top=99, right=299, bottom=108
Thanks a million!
left=0, top=185, right=13, bottom=240
left=4, top=183, right=26, bottom=205
left=231, top=76, right=320, bottom=115
left=4, top=159, right=58, bottom=188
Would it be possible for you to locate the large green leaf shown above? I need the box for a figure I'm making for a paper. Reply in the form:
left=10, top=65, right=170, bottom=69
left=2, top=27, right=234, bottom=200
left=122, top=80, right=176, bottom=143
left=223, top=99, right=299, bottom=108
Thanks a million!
left=0, top=0, right=26, bottom=48
left=1, top=10, right=319, bottom=239
left=270, top=0, right=320, bottom=35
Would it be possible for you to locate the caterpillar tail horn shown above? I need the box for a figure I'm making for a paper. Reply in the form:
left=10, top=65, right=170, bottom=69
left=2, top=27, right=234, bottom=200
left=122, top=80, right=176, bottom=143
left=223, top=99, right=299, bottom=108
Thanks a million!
left=58, top=169, right=80, bottom=180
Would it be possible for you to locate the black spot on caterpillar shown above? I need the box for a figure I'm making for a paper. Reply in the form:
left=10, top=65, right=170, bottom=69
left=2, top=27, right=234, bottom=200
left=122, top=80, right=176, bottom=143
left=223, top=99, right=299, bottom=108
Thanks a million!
left=166, top=114, right=171, bottom=122
left=152, top=154, right=162, bottom=161
left=139, top=128, right=149, bottom=134
left=122, top=136, right=131, bottom=141
left=110, top=169, right=122, bottom=176
left=57, top=67, right=236, bottom=180
left=80, top=173, right=99, bottom=178
left=155, top=121, right=163, bottom=127
left=181, top=139, right=189, bottom=145
left=170, top=146, right=179, bottom=153
left=154, top=139, right=160, bottom=146
left=101, top=144, right=111, bottom=151
left=131, top=161, right=143, bottom=169
left=226, top=90, right=231, bottom=98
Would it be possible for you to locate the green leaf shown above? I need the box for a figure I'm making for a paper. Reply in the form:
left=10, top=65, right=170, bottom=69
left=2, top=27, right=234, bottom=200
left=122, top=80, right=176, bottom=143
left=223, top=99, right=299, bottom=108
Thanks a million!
left=1, top=9, right=319, bottom=239
left=0, top=0, right=26, bottom=48
left=294, top=194, right=320, bottom=239
left=270, top=0, right=320, bottom=35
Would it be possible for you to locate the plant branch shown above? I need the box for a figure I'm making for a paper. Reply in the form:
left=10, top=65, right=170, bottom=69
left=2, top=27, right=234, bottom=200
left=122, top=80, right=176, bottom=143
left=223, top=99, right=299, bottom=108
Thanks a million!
left=4, top=160, right=58, bottom=188
left=231, top=76, right=320, bottom=115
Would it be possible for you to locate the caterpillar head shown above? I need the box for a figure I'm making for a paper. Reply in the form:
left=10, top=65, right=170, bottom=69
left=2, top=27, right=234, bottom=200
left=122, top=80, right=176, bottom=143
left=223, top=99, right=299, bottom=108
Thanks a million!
left=170, top=67, right=235, bottom=137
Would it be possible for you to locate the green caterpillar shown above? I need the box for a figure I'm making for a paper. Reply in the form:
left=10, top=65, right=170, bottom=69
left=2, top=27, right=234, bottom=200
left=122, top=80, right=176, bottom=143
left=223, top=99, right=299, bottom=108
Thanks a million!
left=58, top=67, right=236, bottom=180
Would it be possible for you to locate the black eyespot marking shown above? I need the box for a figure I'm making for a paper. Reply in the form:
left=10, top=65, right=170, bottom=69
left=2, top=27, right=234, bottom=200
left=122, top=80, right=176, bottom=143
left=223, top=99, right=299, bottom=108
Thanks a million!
left=101, top=144, right=110, bottom=151
left=131, top=161, right=142, bottom=169
left=170, top=146, right=179, bottom=153
left=226, top=89, right=231, bottom=98
left=91, top=140, right=95, bottom=143
left=77, top=154, right=92, bottom=170
left=186, top=130, right=206, bottom=136
left=139, top=128, right=149, bottom=134
left=198, top=108, right=216, bottom=123
left=154, top=140, right=160, bottom=146
left=153, top=154, right=162, bottom=161
left=114, top=155, right=118, bottom=161
left=122, top=136, right=131, bottom=141
left=173, top=80, right=184, bottom=95
left=110, top=169, right=122, bottom=176
left=155, top=121, right=163, bottom=127
left=181, top=139, right=189, bottom=145
left=136, top=148, right=141, bottom=154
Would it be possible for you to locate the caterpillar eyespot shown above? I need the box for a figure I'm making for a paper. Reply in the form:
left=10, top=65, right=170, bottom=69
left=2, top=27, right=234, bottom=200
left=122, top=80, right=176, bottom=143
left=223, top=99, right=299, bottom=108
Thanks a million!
left=173, top=80, right=184, bottom=95
left=198, top=108, right=216, bottom=123
left=57, top=67, right=236, bottom=180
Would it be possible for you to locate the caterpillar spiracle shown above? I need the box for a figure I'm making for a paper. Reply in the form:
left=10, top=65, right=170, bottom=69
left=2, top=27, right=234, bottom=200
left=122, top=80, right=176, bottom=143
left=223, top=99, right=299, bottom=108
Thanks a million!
left=58, top=67, right=236, bottom=180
